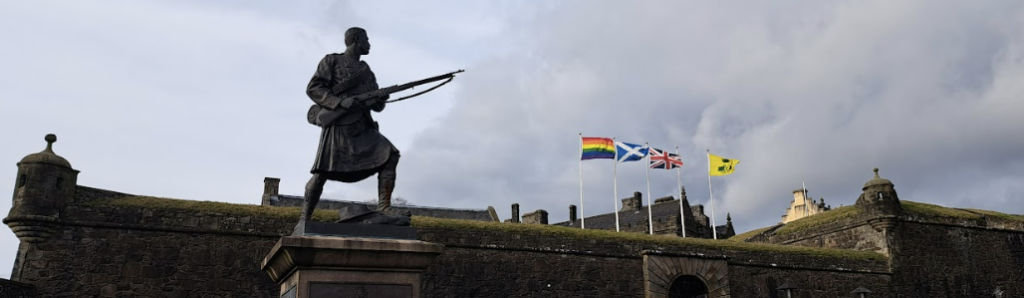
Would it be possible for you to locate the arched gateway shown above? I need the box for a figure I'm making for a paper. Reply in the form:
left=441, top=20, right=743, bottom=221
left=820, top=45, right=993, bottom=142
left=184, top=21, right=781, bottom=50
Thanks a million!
left=668, top=275, right=708, bottom=298
left=643, top=252, right=730, bottom=297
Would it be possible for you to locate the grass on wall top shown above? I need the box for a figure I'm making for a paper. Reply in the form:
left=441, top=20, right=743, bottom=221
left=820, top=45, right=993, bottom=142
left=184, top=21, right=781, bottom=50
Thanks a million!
left=85, top=195, right=341, bottom=222
left=86, top=195, right=885, bottom=262
left=413, top=216, right=886, bottom=261
left=745, top=200, right=1023, bottom=238
left=773, top=205, right=861, bottom=236
left=726, top=225, right=778, bottom=242
left=900, top=200, right=983, bottom=220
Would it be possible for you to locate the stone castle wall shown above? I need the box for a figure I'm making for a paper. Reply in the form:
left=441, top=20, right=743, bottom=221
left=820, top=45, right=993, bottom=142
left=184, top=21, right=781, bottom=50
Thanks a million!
left=889, top=220, right=1024, bottom=296
left=0, top=278, right=35, bottom=298
left=771, top=214, right=890, bottom=255
left=417, top=225, right=890, bottom=297
left=754, top=203, right=1024, bottom=297
left=8, top=185, right=895, bottom=297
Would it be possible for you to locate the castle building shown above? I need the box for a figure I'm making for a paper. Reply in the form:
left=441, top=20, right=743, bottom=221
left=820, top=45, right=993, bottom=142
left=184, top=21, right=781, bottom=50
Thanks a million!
left=780, top=188, right=831, bottom=223
left=547, top=187, right=735, bottom=239
left=4, top=135, right=1024, bottom=297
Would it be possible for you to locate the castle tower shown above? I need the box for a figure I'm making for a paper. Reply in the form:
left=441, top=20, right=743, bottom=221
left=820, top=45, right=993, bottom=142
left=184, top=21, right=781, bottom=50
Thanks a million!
left=4, top=134, right=79, bottom=244
left=856, top=168, right=901, bottom=258
left=855, top=168, right=902, bottom=217
left=781, top=188, right=830, bottom=223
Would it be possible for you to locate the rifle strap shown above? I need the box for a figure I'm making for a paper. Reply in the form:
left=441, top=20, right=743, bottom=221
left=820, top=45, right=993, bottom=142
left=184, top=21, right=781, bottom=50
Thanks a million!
left=385, top=76, right=454, bottom=103
left=330, top=61, right=370, bottom=95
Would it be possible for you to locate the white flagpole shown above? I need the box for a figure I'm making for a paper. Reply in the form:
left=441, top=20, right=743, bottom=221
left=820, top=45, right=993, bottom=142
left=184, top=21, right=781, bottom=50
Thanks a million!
left=676, top=145, right=685, bottom=238
left=579, top=133, right=585, bottom=229
left=707, top=150, right=718, bottom=239
left=803, top=181, right=808, bottom=218
left=613, top=137, right=620, bottom=232
left=646, top=142, right=653, bottom=235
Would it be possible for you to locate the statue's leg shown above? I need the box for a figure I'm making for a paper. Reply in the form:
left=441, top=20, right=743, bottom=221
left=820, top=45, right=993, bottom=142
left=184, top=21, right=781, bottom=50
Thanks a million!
left=377, top=152, right=400, bottom=212
left=301, top=174, right=327, bottom=222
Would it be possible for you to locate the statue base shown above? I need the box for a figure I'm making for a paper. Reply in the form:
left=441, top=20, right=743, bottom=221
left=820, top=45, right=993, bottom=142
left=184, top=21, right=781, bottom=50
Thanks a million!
left=292, top=220, right=417, bottom=239
left=261, top=236, right=443, bottom=298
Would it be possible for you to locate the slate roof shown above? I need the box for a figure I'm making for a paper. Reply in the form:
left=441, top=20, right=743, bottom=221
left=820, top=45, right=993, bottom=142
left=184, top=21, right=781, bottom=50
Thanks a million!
left=553, top=196, right=735, bottom=239
left=270, top=195, right=498, bottom=222
left=554, top=197, right=689, bottom=230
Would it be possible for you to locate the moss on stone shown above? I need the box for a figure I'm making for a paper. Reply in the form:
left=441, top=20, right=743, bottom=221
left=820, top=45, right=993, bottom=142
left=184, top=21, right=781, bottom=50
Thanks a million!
left=411, top=216, right=886, bottom=262
left=727, top=225, right=777, bottom=242
left=961, top=208, right=1024, bottom=223
left=774, top=205, right=861, bottom=236
left=87, top=196, right=340, bottom=222
left=900, top=201, right=982, bottom=220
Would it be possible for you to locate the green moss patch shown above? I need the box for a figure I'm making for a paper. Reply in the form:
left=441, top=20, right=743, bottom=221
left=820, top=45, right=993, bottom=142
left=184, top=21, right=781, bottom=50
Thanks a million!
left=774, top=205, right=861, bottom=236
left=727, top=225, right=778, bottom=242
left=900, top=201, right=982, bottom=220
left=86, top=196, right=340, bottom=222
left=961, top=208, right=1024, bottom=223
left=412, top=217, right=886, bottom=262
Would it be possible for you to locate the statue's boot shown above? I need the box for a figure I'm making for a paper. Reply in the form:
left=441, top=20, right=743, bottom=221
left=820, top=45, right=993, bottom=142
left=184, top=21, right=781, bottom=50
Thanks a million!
left=300, top=174, right=326, bottom=222
left=377, top=176, right=395, bottom=212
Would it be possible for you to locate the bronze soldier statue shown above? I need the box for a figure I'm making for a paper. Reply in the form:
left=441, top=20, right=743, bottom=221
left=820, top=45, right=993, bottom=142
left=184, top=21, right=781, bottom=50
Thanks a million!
left=301, top=27, right=399, bottom=222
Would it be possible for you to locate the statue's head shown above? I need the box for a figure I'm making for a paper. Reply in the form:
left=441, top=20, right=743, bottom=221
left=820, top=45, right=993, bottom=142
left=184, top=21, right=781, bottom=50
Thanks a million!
left=345, top=27, right=370, bottom=55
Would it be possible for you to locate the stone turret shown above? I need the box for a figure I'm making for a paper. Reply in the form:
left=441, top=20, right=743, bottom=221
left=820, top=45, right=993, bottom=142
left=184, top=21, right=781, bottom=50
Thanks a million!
left=4, top=134, right=79, bottom=244
left=856, top=168, right=902, bottom=242
left=855, top=168, right=902, bottom=216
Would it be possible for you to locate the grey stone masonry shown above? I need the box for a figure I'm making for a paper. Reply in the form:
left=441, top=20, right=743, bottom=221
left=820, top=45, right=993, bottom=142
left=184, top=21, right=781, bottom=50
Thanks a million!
left=521, top=209, right=548, bottom=224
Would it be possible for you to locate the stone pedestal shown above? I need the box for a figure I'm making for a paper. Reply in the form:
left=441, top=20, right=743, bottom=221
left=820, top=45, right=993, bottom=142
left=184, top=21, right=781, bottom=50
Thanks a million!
left=261, top=236, right=444, bottom=298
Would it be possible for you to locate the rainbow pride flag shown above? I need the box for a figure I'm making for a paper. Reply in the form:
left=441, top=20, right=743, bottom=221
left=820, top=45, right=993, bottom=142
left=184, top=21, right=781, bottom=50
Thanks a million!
left=581, top=137, right=615, bottom=160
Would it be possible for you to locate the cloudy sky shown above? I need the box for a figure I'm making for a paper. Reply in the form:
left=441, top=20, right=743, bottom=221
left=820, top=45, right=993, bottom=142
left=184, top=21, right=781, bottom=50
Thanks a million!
left=3, top=0, right=1024, bottom=278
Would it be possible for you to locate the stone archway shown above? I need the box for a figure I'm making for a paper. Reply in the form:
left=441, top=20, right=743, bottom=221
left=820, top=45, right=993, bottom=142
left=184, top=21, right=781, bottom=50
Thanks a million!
left=668, top=275, right=708, bottom=298
left=643, top=252, right=729, bottom=298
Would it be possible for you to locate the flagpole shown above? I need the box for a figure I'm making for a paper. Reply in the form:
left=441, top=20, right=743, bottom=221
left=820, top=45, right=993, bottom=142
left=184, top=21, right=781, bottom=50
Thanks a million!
left=676, top=145, right=685, bottom=238
left=579, top=133, right=585, bottom=229
left=803, top=181, right=808, bottom=218
left=646, top=142, right=653, bottom=235
left=707, top=149, right=718, bottom=239
left=613, top=137, right=620, bottom=232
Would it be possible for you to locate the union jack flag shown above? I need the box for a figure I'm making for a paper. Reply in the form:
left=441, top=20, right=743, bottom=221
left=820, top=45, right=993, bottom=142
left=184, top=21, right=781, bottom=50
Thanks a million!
left=649, top=148, right=683, bottom=169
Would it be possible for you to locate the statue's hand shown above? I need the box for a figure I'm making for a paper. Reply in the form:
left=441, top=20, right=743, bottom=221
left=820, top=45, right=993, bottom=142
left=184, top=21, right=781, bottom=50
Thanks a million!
left=372, top=89, right=390, bottom=101
left=340, top=97, right=358, bottom=109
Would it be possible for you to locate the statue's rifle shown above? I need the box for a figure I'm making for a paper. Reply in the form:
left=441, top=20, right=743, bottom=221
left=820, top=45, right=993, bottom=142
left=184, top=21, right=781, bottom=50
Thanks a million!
left=308, top=69, right=465, bottom=126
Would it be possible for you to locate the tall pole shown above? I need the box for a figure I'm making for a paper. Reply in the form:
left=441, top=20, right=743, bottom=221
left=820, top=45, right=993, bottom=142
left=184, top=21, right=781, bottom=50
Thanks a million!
left=803, top=181, right=808, bottom=217
left=578, top=133, right=585, bottom=229
left=676, top=146, right=685, bottom=238
left=707, top=150, right=718, bottom=239
left=646, top=142, right=653, bottom=235
left=613, top=137, right=620, bottom=232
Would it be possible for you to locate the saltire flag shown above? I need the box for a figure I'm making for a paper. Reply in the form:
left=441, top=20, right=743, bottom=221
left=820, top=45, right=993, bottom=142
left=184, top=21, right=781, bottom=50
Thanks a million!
left=708, top=153, right=739, bottom=176
left=649, top=148, right=683, bottom=169
left=615, top=142, right=649, bottom=162
left=581, top=137, right=615, bottom=160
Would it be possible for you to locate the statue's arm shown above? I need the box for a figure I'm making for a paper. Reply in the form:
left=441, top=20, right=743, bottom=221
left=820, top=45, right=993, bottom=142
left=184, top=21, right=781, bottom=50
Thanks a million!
left=306, top=55, right=356, bottom=110
left=367, top=72, right=388, bottom=112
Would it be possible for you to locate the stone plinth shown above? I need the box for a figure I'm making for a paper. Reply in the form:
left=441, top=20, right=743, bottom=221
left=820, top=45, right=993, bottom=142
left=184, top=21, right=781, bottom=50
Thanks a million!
left=261, top=236, right=444, bottom=298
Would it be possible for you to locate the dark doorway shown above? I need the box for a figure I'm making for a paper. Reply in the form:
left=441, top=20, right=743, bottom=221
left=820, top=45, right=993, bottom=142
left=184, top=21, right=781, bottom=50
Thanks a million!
left=668, top=275, right=708, bottom=298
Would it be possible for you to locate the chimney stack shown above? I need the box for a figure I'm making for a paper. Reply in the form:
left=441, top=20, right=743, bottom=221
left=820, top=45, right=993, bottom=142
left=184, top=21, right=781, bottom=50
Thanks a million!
left=621, top=191, right=642, bottom=211
left=522, top=209, right=548, bottom=224
left=511, top=203, right=521, bottom=223
left=569, top=205, right=578, bottom=223
left=262, top=177, right=280, bottom=206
